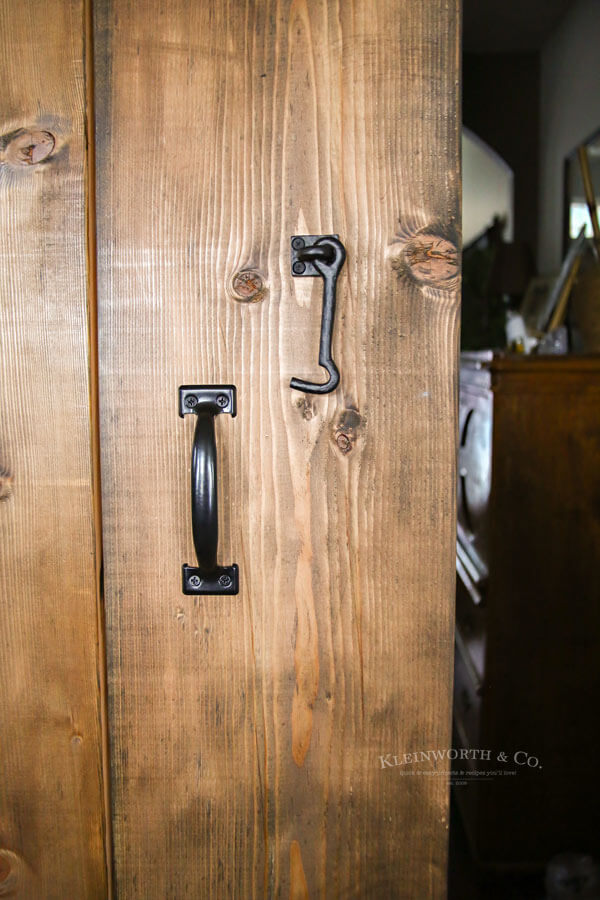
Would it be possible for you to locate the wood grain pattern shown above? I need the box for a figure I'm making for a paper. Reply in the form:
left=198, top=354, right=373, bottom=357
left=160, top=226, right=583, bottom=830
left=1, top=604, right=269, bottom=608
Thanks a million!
left=0, top=0, right=107, bottom=896
left=95, top=0, right=460, bottom=896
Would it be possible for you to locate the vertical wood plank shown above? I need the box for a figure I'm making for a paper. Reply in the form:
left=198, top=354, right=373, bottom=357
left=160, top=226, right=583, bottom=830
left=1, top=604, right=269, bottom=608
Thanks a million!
left=0, top=0, right=107, bottom=896
left=96, top=0, right=460, bottom=896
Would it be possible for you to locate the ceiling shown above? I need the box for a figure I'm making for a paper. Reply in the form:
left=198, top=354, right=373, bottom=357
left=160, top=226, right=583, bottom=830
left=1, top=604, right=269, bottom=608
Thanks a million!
left=463, top=0, right=574, bottom=53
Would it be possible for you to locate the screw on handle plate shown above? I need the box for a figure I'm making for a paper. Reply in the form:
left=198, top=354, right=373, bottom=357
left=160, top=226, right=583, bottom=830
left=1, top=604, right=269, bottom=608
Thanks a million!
left=290, top=234, right=346, bottom=395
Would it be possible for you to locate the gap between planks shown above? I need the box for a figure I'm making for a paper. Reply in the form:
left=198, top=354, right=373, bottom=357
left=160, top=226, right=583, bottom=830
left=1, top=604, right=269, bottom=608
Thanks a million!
left=84, top=0, right=114, bottom=895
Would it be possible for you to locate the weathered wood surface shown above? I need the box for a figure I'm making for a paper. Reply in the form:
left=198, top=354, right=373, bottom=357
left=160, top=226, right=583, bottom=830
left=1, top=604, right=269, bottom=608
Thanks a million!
left=0, top=0, right=107, bottom=896
left=95, top=0, right=460, bottom=896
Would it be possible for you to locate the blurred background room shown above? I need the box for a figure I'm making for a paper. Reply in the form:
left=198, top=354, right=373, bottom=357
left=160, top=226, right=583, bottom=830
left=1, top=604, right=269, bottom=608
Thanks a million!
left=448, top=1, right=600, bottom=897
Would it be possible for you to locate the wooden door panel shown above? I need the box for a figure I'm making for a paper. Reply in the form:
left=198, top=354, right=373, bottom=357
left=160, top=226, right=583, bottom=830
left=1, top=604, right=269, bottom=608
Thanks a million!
left=0, top=1, right=107, bottom=896
left=95, top=1, right=460, bottom=896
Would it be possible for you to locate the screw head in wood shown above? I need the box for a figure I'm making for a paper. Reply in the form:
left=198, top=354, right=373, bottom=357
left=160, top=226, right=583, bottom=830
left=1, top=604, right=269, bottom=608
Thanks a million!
left=185, top=395, right=199, bottom=408
left=218, top=574, right=232, bottom=588
left=292, top=261, right=306, bottom=275
left=188, top=575, right=201, bottom=588
left=216, top=394, right=228, bottom=408
left=292, top=237, right=305, bottom=250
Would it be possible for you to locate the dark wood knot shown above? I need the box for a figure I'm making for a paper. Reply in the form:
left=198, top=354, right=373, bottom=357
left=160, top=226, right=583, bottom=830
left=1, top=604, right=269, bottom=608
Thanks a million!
left=1, top=128, right=56, bottom=167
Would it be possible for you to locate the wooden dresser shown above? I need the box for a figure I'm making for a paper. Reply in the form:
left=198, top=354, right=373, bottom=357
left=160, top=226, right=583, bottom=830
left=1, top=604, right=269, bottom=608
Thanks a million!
left=453, top=352, right=600, bottom=867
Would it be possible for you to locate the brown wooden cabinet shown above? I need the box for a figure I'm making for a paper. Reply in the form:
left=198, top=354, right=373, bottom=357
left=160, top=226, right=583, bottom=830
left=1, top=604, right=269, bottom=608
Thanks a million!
left=454, top=351, right=600, bottom=867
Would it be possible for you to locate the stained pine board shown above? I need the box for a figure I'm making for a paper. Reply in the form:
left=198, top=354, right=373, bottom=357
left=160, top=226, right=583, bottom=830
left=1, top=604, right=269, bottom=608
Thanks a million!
left=0, top=0, right=107, bottom=896
left=95, top=0, right=460, bottom=896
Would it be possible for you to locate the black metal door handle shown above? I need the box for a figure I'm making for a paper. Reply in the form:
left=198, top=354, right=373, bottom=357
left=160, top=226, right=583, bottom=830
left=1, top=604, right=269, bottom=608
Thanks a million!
left=179, top=385, right=239, bottom=595
left=290, top=234, right=346, bottom=394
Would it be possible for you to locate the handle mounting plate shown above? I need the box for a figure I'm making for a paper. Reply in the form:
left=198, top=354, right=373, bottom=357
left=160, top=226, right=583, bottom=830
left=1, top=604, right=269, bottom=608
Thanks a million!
left=179, top=384, right=238, bottom=596
left=179, top=385, right=236, bottom=418
left=291, top=234, right=339, bottom=278
left=182, top=563, right=239, bottom=596
left=289, top=234, right=346, bottom=394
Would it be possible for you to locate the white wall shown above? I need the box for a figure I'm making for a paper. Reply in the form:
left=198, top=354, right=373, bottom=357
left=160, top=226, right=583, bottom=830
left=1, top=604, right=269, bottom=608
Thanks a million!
left=539, top=0, right=600, bottom=274
left=463, top=128, right=514, bottom=246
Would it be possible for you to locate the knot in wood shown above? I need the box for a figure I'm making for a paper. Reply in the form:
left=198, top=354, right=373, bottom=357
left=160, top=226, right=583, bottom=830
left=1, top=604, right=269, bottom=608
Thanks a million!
left=336, top=433, right=352, bottom=454
left=229, top=269, right=266, bottom=303
left=2, top=129, right=55, bottom=167
left=0, top=849, right=34, bottom=896
left=0, top=468, right=13, bottom=502
left=332, top=400, right=363, bottom=454
left=403, top=234, right=458, bottom=288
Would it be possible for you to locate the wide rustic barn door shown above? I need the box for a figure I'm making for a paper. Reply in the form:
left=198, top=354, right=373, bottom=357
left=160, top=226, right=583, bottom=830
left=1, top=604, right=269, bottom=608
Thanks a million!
left=92, top=0, right=460, bottom=897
